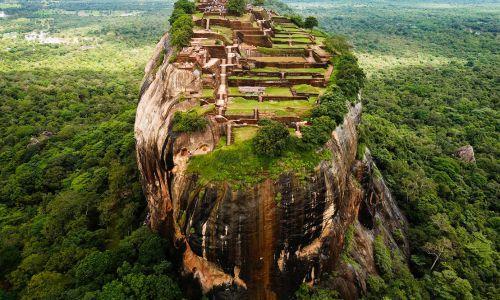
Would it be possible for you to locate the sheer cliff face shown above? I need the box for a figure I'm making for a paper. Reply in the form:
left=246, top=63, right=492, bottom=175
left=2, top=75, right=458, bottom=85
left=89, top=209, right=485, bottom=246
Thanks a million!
left=135, top=42, right=408, bottom=300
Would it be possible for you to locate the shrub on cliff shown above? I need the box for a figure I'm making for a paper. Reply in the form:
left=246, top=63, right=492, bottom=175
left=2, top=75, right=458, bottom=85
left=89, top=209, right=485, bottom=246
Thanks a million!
left=227, top=0, right=247, bottom=16
left=301, top=116, right=336, bottom=148
left=374, top=235, right=393, bottom=277
left=173, top=0, right=195, bottom=14
left=333, top=53, right=366, bottom=97
left=172, top=111, right=208, bottom=133
left=312, top=88, right=349, bottom=124
left=295, top=283, right=341, bottom=300
left=169, top=0, right=195, bottom=25
left=169, top=14, right=194, bottom=48
left=169, top=8, right=187, bottom=25
left=253, top=120, right=290, bottom=157
left=324, top=34, right=351, bottom=55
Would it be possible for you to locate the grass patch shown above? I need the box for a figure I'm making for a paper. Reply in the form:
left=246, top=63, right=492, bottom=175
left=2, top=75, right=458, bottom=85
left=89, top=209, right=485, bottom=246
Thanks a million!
left=272, top=44, right=308, bottom=49
left=250, top=56, right=307, bottom=63
left=265, top=87, right=292, bottom=97
left=191, top=104, right=215, bottom=115
left=211, top=25, right=233, bottom=41
left=272, top=37, right=311, bottom=44
left=274, top=33, right=310, bottom=39
left=275, top=26, right=306, bottom=33
left=202, top=88, right=214, bottom=98
left=257, top=47, right=305, bottom=55
left=186, top=138, right=332, bottom=186
left=287, top=75, right=313, bottom=79
left=200, top=39, right=218, bottom=45
left=251, top=67, right=326, bottom=73
left=228, top=86, right=245, bottom=96
left=222, top=13, right=252, bottom=22
left=233, top=126, right=258, bottom=143
left=293, top=84, right=325, bottom=94
left=314, top=36, right=326, bottom=45
left=229, top=75, right=281, bottom=80
left=226, top=97, right=313, bottom=117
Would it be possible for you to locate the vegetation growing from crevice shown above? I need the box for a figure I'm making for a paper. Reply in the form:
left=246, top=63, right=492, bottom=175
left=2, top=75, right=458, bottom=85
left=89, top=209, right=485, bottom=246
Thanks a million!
left=169, top=0, right=195, bottom=25
left=172, top=111, right=208, bottom=133
left=311, top=87, right=350, bottom=124
left=295, top=282, right=341, bottom=300
left=169, top=13, right=194, bottom=48
left=300, top=116, right=336, bottom=148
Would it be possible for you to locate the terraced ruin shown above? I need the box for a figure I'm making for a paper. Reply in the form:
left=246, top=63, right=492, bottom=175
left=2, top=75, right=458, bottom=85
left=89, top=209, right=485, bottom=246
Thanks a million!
left=172, top=0, right=333, bottom=145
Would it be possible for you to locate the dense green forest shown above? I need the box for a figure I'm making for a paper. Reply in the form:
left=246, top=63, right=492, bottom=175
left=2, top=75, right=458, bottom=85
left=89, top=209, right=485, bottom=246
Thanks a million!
left=0, top=0, right=498, bottom=299
left=0, top=1, right=183, bottom=299
left=278, top=0, right=499, bottom=298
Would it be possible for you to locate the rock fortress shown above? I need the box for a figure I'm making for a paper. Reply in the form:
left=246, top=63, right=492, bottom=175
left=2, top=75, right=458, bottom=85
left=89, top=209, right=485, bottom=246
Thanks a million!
left=135, top=1, right=408, bottom=299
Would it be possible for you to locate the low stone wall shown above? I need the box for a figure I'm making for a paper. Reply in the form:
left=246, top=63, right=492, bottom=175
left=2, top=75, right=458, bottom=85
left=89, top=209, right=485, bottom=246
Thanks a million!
left=203, top=45, right=227, bottom=59
left=211, top=18, right=232, bottom=27
left=232, top=70, right=325, bottom=77
left=225, top=114, right=256, bottom=121
left=287, top=78, right=326, bottom=87
left=202, top=75, right=215, bottom=88
left=252, top=10, right=269, bottom=21
left=233, top=119, right=259, bottom=125
left=196, top=18, right=256, bottom=30
left=200, top=98, right=216, bottom=105
left=264, top=95, right=308, bottom=101
left=271, top=116, right=301, bottom=125
left=237, top=32, right=272, bottom=47
left=235, top=29, right=264, bottom=35
left=228, top=78, right=290, bottom=87
left=253, top=61, right=328, bottom=69
left=272, top=16, right=292, bottom=24
left=232, top=70, right=279, bottom=77
left=204, top=12, right=226, bottom=17
left=295, top=92, right=321, bottom=97
left=228, top=95, right=309, bottom=101
left=229, top=76, right=325, bottom=87
left=228, top=94, right=259, bottom=100
left=262, top=20, right=273, bottom=30
left=193, top=32, right=231, bottom=44
left=272, top=39, right=311, bottom=45
left=253, top=61, right=307, bottom=68
left=230, top=21, right=255, bottom=30
left=255, top=48, right=307, bottom=57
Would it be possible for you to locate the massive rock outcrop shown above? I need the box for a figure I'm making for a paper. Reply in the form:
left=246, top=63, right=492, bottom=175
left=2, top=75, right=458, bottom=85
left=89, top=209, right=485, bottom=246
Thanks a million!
left=135, top=39, right=408, bottom=300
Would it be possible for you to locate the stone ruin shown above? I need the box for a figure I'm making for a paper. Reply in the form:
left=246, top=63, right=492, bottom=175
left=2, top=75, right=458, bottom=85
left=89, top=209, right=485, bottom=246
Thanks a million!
left=171, top=0, right=335, bottom=145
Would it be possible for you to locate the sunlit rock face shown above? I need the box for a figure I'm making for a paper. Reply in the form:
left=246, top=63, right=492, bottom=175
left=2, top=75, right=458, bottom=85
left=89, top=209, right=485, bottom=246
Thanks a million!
left=135, top=39, right=408, bottom=300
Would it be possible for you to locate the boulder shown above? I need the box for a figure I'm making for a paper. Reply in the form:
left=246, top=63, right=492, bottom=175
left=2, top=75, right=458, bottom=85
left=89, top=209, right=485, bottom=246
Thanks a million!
left=455, top=145, right=475, bottom=163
